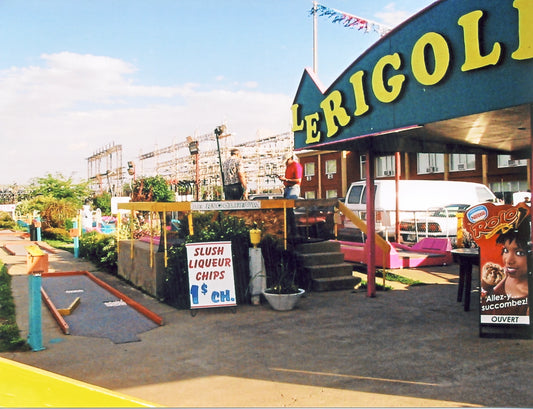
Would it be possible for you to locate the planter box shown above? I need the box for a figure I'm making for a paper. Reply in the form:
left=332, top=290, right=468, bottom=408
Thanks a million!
left=117, top=240, right=165, bottom=298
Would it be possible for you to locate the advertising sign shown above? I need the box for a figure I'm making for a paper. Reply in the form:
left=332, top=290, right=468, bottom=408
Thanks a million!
left=463, top=202, right=531, bottom=327
left=186, top=241, right=237, bottom=310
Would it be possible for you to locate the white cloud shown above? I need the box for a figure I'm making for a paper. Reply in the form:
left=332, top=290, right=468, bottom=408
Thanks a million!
left=375, top=3, right=413, bottom=27
left=0, top=52, right=292, bottom=185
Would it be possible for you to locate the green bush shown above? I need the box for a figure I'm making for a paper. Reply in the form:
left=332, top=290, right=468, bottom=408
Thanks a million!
left=92, top=192, right=111, bottom=215
left=0, top=211, right=16, bottom=229
left=79, top=231, right=117, bottom=273
left=42, top=227, right=72, bottom=242
left=0, top=263, right=30, bottom=352
left=16, top=195, right=54, bottom=217
left=40, top=199, right=78, bottom=230
left=163, top=212, right=252, bottom=309
left=16, top=196, right=78, bottom=231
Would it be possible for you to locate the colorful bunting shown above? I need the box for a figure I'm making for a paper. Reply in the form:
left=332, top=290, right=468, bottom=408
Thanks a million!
left=310, top=4, right=391, bottom=37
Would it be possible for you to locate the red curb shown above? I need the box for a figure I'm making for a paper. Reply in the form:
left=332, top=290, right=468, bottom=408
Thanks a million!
left=41, top=287, right=70, bottom=335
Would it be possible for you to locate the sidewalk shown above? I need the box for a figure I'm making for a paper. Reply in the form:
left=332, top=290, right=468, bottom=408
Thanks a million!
left=1, top=235, right=532, bottom=407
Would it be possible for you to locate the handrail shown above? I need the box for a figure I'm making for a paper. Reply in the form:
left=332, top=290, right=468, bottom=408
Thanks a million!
left=336, top=200, right=390, bottom=286
left=336, top=201, right=390, bottom=253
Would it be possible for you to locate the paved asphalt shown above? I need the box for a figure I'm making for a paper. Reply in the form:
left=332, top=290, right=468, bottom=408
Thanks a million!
left=1, top=237, right=532, bottom=407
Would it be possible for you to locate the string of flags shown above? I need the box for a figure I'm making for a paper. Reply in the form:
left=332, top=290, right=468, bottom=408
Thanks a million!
left=309, top=3, right=391, bottom=37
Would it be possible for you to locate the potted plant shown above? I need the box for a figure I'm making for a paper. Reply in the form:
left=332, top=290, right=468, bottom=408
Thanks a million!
left=261, top=236, right=305, bottom=311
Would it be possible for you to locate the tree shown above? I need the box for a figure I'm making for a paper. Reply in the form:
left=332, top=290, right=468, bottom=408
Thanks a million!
left=92, top=192, right=112, bottom=215
left=29, top=173, right=91, bottom=208
left=16, top=174, right=90, bottom=237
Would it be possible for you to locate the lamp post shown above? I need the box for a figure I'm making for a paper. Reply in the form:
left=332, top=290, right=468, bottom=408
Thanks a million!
left=214, top=125, right=229, bottom=200
left=127, top=161, right=136, bottom=199
left=127, top=161, right=136, bottom=181
left=187, top=137, right=200, bottom=201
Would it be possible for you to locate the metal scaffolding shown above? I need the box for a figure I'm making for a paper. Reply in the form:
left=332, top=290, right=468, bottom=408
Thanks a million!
left=135, top=131, right=294, bottom=199
left=86, top=143, right=124, bottom=195
left=85, top=131, right=295, bottom=199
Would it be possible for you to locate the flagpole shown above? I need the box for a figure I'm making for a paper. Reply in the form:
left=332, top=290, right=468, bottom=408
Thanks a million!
left=313, top=0, right=318, bottom=73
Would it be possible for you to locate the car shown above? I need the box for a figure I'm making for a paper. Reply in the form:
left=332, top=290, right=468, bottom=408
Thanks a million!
left=344, top=180, right=496, bottom=241
left=248, top=193, right=284, bottom=200
left=399, top=204, right=470, bottom=243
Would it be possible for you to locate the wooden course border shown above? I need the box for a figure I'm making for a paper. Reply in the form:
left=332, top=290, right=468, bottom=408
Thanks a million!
left=41, top=271, right=164, bottom=335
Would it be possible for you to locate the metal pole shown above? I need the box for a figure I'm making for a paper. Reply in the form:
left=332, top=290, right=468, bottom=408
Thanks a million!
left=366, top=150, right=376, bottom=297
left=313, top=0, right=318, bottom=73
left=35, top=216, right=41, bottom=242
left=195, top=152, right=199, bottom=201
left=73, top=220, right=79, bottom=258
left=530, top=104, right=533, bottom=250
left=395, top=152, right=401, bottom=242
left=28, top=273, right=45, bottom=351
left=216, top=134, right=225, bottom=200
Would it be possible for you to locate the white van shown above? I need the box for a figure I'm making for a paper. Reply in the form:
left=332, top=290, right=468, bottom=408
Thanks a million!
left=343, top=180, right=496, bottom=239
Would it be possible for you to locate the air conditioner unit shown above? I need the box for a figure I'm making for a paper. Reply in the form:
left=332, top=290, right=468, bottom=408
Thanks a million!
left=306, top=176, right=312, bottom=181
left=327, top=173, right=334, bottom=179
left=384, top=170, right=394, bottom=176
left=457, top=163, right=466, bottom=170
left=508, top=159, right=518, bottom=166
left=426, top=167, right=436, bottom=173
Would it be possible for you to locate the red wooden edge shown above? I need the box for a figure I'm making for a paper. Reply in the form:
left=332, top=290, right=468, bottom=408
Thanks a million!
left=42, top=271, right=164, bottom=326
left=41, top=287, right=70, bottom=335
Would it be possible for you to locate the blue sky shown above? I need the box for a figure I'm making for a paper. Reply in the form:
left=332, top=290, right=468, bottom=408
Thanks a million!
left=0, top=0, right=435, bottom=185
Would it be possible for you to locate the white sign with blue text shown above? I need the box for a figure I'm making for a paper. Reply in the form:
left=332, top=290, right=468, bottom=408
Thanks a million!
left=186, top=241, right=237, bottom=309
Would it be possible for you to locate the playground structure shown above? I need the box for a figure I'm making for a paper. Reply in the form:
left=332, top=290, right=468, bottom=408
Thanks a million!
left=81, top=205, right=117, bottom=234
left=338, top=237, right=453, bottom=269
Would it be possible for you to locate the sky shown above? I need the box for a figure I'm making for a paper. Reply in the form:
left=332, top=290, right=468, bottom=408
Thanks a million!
left=0, top=0, right=436, bottom=186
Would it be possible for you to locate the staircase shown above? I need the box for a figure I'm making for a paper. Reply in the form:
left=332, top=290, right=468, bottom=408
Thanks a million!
left=295, top=240, right=361, bottom=292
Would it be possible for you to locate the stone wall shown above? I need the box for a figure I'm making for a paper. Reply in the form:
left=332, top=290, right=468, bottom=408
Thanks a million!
left=117, top=240, right=166, bottom=298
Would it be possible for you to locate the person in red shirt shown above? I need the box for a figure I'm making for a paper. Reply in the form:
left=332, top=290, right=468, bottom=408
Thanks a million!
left=279, top=153, right=303, bottom=237
left=279, top=153, right=303, bottom=199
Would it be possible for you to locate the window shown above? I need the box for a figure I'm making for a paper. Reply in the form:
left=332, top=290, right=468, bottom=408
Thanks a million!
left=417, top=153, right=444, bottom=174
left=449, top=154, right=475, bottom=171
left=346, top=184, right=365, bottom=204
left=490, top=180, right=529, bottom=194
left=360, top=155, right=366, bottom=179
left=497, top=155, right=528, bottom=168
left=376, top=155, right=395, bottom=177
left=325, top=159, right=337, bottom=176
left=304, top=191, right=316, bottom=199
left=360, top=155, right=396, bottom=178
left=325, top=189, right=338, bottom=198
left=304, top=162, right=315, bottom=177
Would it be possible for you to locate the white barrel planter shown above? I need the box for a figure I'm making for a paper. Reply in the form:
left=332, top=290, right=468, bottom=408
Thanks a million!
left=262, top=289, right=305, bottom=311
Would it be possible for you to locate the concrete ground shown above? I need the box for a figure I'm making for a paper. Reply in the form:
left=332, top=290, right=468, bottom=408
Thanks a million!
left=1, top=236, right=532, bottom=407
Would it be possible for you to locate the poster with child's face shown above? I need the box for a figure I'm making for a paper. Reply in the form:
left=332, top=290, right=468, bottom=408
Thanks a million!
left=463, top=202, right=530, bottom=325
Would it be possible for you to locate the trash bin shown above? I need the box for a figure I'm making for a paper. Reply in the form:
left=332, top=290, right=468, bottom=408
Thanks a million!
left=29, top=225, right=37, bottom=241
